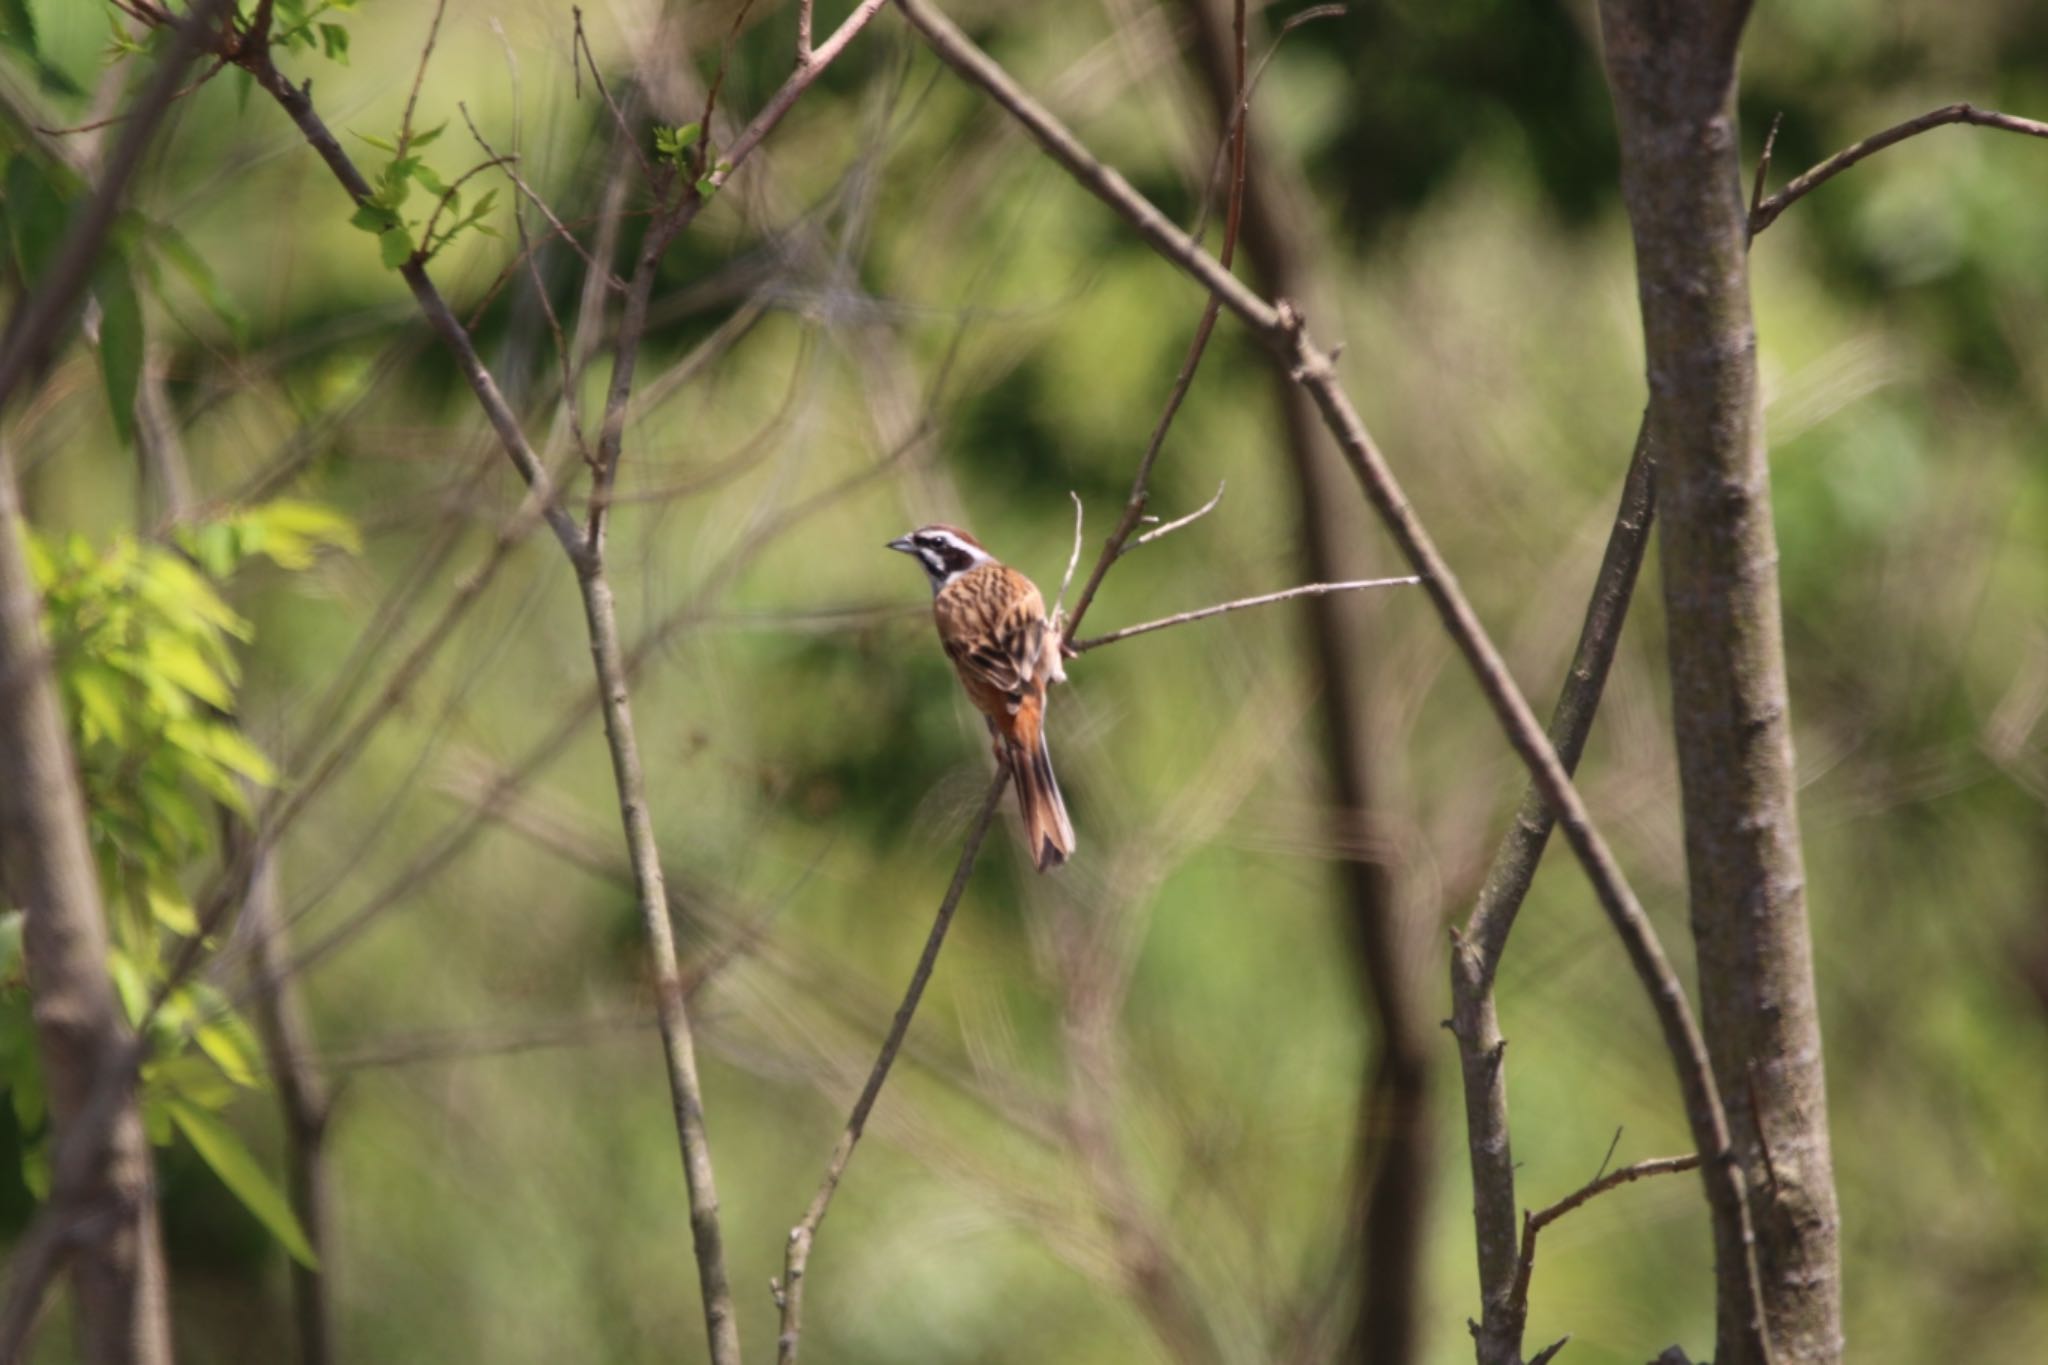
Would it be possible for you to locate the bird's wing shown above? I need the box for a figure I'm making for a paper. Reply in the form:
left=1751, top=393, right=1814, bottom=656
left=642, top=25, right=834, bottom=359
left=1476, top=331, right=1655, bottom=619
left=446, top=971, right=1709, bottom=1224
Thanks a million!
left=942, top=568, right=1049, bottom=713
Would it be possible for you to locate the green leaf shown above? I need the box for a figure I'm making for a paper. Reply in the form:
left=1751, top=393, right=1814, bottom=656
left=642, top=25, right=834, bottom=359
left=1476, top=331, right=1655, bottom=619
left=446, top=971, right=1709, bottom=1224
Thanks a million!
left=6, top=155, right=70, bottom=286
left=11, top=1062, right=44, bottom=1135
left=142, top=1097, right=173, bottom=1146
left=412, top=163, right=446, bottom=197
left=145, top=883, right=200, bottom=937
left=149, top=225, right=249, bottom=346
left=145, top=634, right=232, bottom=710
left=93, top=258, right=144, bottom=448
left=20, top=1141, right=48, bottom=1200
left=0, top=0, right=36, bottom=55
left=107, top=949, right=149, bottom=1026
left=353, top=130, right=397, bottom=154
left=378, top=224, right=415, bottom=270
left=317, top=22, right=348, bottom=63
left=146, top=1051, right=236, bottom=1111
left=348, top=201, right=396, bottom=235
left=167, top=1099, right=318, bottom=1268
left=194, top=1022, right=259, bottom=1088
left=409, top=119, right=447, bottom=149
left=0, top=912, right=22, bottom=986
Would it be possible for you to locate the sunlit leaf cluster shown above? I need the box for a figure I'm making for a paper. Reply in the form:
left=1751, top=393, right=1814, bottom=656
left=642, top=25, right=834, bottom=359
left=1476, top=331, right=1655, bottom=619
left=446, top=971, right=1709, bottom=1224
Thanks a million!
left=0, top=501, right=354, bottom=1265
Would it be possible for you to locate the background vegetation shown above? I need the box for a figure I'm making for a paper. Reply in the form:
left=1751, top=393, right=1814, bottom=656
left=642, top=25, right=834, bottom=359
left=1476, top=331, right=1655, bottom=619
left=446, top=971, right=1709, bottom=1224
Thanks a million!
left=3, top=1, right=2046, bottom=1362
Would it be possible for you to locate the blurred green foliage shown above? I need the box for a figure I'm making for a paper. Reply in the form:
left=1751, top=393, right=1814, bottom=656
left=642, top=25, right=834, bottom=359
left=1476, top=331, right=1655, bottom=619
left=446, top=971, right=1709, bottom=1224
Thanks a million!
left=0, top=1, right=2044, bottom=1363
left=1, top=503, right=354, bottom=1274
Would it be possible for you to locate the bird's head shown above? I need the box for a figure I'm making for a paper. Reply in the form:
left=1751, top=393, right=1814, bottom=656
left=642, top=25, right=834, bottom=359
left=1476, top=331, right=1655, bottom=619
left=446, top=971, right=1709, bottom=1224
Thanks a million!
left=888, top=524, right=992, bottom=594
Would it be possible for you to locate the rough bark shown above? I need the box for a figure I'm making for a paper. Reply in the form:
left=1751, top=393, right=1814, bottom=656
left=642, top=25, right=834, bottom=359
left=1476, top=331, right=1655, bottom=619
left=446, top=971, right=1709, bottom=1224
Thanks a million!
left=0, top=443, right=175, bottom=1365
left=1181, top=5, right=1430, bottom=1360
left=1596, top=4, right=1843, bottom=1362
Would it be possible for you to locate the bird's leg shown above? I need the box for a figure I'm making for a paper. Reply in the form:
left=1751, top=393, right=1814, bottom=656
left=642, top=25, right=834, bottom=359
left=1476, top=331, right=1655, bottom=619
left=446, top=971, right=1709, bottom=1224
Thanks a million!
left=983, top=716, right=1009, bottom=770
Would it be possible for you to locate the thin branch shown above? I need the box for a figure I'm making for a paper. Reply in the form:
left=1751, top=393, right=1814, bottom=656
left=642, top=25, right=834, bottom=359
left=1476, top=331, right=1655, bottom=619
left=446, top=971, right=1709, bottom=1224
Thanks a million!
left=889, top=1, right=1769, bottom=1348
left=1449, top=421, right=1654, bottom=1365
left=1130, top=478, right=1224, bottom=548
left=1058, top=0, right=1251, bottom=646
left=1070, top=576, right=1421, bottom=653
left=1745, top=111, right=1782, bottom=243
left=459, top=103, right=627, bottom=292
left=570, top=7, right=652, bottom=181
left=1052, top=490, right=1085, bottom=620
left=239, top=49, right=588, bottom=561
left=773, top=770, right=1010, bottom=1365
left=1510, top=1154, right=1704, bottom=1328
left=797, top=0, right=816, bottom=65
left=700, top=0, right=891, bottom=196
left=397, top=0, right=448, bottom=153
left=1749, top=102, right=2048, bottom=236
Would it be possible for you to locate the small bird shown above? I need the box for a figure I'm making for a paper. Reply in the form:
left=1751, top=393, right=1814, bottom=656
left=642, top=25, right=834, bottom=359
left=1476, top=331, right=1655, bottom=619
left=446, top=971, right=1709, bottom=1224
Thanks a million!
left=889, top=524, right=1075, bottom=871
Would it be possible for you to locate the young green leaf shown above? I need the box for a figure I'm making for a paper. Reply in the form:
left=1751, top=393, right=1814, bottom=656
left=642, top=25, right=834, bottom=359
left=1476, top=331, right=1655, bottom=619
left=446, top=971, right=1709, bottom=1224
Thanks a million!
left=93, top=258, right=144, bottom=447
left=378, top=224, right=415, bottom=270
left=168, top=1099, right=319, bottom=1268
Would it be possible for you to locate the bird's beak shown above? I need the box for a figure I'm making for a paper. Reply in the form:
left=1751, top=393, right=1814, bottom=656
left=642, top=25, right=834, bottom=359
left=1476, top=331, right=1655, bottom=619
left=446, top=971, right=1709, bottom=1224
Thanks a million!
left=886, top=536, right=915, bottom=554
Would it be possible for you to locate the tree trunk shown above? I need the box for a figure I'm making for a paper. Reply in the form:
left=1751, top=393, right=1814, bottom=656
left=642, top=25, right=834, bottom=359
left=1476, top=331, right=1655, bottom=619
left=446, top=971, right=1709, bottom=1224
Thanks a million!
left=0, top=442, right=175, bottom=1365
left=1183, top=7, right=1433, bottom=1359
left=1595, top=5, right=1843, bottom=1362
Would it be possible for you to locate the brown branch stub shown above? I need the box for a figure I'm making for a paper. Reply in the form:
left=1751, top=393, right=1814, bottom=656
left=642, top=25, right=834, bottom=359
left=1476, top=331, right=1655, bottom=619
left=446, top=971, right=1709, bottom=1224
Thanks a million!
left=1748, top=102, right=2048, bottom=236
left=774, top=770, right=1010, bottom=1365
left=1509, top=1153, right=1704, bottom=1334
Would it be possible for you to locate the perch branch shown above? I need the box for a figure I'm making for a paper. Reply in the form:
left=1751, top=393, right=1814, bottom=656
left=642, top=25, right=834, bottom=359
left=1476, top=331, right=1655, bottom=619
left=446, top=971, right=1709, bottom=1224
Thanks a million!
left=773, top=770, right=1011, bottom=1364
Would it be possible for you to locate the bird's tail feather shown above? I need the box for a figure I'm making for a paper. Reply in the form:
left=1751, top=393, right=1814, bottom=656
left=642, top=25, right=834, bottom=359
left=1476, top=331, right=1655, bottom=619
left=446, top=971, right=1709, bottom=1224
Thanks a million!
left=1007, top=731, right=1075, bottom=872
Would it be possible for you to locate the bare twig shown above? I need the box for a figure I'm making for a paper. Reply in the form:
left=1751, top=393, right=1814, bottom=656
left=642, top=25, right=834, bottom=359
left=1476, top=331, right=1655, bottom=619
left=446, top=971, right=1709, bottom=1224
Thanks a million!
left=1510, top=1153, right=1704, bottom=1327
left=570, top=7, right=652, bottom=181
left=397, top=0, right=448, bottom=154
left=1058, top=0, right=1251, bottom=646
left=1130, top=479, right=1224, bottom=548
left=699, top=0, right=891, bottom=198
left=1070, top=575, right=1421, bottom=653
left=889, top=2, right=1767, bottom=1351
left=773, top=770, right=1010, bottom=1365
left=1749, top=102, right=2048, bottom=236
left=1746, top=112, right=1782, bottom=243
left=797, top=0, right=816, bottom=65
left=1052, top=490, right=1085, bottom=620
left=459, top=103, right=627, bottom=291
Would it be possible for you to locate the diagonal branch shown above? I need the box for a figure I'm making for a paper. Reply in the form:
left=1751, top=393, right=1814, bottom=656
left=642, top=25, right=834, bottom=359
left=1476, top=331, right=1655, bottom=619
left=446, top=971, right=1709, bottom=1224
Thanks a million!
left=1748, top=102, right=2048, bottom=236
left=772, top=770, right=1010, bottom=1365
left=889, top=0, right=1767, bottom=1350
left=240, top=49, right=590, bottom=564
